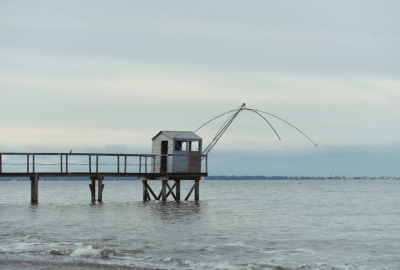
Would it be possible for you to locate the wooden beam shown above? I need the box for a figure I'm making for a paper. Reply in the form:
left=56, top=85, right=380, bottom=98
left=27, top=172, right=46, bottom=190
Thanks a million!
left=60, top=155, right=63, bottom=173
left=162, top=180, right=167, bottom=201
left=32, top=155, right=35, bottom=173
left=139, top=156, right=141, bottom=173
left=185, top=181, right=199, bottom=201
left=96, top=155, right=98, bottom=173
left=30, top=174, right=38, bottom=203
left=97, top=176, right=104, bottom=202
left=195, top=180, right=199, bottom=201
left=27, top=155, right=29, bottom=173
left=175, top=180, right=180, bottom=201
left=165, top=182, right=176, bottom=200
left=124, top=156, right=127, bottom=173
left=89, top=155, right=91, bottom=173
left=0, top=154, right=2, bottom=173
left=90, top=179, right=96, bottom=202
left=145, top=182, right=159, bottom=200
left=117, top=156, right=119, bottom=173
left=66, top=155, right=68, bottom=174
left=165, top=182, right=176, bottom=198
left=142, top=180, right=148, bottom=201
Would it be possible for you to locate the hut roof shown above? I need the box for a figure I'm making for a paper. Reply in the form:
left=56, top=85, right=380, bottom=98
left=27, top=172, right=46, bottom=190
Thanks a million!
left=152, top=131, right=202, bottom=140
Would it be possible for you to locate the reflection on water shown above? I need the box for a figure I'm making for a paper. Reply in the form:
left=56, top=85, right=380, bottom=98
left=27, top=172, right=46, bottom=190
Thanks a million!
left=143, top=201, right=206, bottom=223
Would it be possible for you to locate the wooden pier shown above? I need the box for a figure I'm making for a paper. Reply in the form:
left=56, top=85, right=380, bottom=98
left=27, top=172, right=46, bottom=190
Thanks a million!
left=0, top=152, right=207, bottom=203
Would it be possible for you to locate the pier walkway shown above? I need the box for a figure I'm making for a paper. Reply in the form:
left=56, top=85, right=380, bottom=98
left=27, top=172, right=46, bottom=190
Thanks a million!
left=0, top=152, right=208, bottom=203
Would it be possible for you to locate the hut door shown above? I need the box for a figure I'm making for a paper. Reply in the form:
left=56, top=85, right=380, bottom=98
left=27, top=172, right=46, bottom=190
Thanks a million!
left=161, top=141, right=168, bottom=172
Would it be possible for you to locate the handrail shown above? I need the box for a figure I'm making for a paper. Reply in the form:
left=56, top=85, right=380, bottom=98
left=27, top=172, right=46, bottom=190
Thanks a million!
left=0, top=153, right=208, bottom=174
left=0, top=152, right=156, bottom=156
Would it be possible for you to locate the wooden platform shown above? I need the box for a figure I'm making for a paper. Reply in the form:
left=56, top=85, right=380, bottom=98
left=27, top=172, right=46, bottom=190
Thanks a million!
left=0, top=152, right=207, bottom=203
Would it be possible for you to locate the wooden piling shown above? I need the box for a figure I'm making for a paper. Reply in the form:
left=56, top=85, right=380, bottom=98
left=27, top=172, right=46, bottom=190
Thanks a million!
left=30, top=174, right=39, bottom=203
left=195, top=179, right=200, bottom=201
left=90, top=179, right=96, bottom=202
left=142, top=180, right=148, bottom=201
left=97, top=177, right=104, bottom=202
left=162, top=180, right=167, bottom=201
left=175, top=180, right=180, bottom=201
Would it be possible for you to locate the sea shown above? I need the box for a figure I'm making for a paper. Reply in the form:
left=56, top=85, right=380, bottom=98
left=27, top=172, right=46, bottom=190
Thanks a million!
left=0, top=179, right=399, bottom=270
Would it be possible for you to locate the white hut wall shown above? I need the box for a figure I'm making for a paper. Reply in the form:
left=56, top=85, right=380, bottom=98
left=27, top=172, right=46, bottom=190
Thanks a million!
left=151, top=134, right=173, bottom=173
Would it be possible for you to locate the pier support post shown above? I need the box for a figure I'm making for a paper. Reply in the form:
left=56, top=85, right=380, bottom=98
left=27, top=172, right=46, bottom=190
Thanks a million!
left=142, top=180, right=149, bottom=201
left=195, top=179, right=199, bottom=201
left=162, top=180, right=167, bottom=201
left=175, top=180, right=180, bottom=201
left=89, top=179, right=96, bottom=202
left=30, top=173, right=39, bottom=203
left=97, top=176, right=104, bottom=202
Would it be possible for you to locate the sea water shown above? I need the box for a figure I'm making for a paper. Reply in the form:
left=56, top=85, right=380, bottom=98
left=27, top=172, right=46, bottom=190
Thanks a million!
left=0, top=180, right=399, bottom=270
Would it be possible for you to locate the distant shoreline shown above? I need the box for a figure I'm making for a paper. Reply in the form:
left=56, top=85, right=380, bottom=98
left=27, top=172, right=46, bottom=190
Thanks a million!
left=0, top=176, right=398, bottom=181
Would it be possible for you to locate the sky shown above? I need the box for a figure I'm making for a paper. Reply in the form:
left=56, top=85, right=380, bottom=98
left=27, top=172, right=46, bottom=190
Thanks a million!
left=1, top=0, right=400, bottom=176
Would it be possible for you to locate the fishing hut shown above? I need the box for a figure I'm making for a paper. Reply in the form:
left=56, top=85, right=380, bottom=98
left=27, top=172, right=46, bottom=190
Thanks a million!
left=139, top=131, right=204, bottom=201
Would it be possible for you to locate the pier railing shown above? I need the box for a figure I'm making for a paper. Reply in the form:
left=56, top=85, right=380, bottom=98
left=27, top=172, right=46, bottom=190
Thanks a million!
left=0, top=153, right=208, bottom=176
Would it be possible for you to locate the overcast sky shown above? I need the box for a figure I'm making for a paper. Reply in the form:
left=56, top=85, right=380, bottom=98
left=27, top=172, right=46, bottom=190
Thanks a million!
left=1, top=1, right=399, bottom=175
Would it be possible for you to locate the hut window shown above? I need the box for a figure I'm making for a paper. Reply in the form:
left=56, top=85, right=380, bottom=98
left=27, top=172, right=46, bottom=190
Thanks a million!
left=175, top=141, right=187, bottom=151
left=189, top=141, right=199, bottom=151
